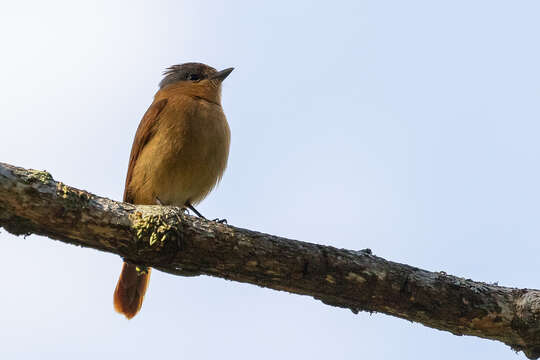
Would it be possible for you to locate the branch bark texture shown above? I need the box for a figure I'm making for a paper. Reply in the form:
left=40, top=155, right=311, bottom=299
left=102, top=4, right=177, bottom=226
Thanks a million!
left=0, top=162, right=539, bottom=358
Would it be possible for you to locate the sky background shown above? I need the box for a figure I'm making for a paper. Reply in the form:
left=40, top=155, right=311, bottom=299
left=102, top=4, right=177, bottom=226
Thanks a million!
left=1, top=1, right=539, bottom=359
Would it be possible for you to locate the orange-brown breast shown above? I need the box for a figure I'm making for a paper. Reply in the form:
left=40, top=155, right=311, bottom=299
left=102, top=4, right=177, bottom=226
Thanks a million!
left=124, top=82, right=230, bottom=206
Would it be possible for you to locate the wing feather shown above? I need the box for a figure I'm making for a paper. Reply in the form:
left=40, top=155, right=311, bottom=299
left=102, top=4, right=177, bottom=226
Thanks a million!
left=123, top=98, right=168, bottom=203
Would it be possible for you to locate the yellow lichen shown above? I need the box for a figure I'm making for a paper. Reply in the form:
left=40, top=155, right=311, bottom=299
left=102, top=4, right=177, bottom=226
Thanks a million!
left=57, top=182, right=69, bottom=199
left=135, top=265, right=149, bottom=275
left=131, top=212, right=176, bottom=247
left=54, top=181, right=91, bottom=209
left=346, top=272, right=366, bottom=284
left=26, top=169, right=53, bottom=184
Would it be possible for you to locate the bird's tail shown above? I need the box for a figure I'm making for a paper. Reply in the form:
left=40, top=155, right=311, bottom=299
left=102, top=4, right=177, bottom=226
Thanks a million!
left=113, top=262, right=151, bottom=319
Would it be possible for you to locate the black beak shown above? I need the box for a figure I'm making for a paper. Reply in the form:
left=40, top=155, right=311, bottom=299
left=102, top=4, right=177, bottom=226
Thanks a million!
left=210, top=67, right=234, bottom=82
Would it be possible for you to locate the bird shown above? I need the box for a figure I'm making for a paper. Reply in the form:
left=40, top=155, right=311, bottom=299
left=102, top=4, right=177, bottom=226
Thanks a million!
left=113, top=62, right=233, bottom=319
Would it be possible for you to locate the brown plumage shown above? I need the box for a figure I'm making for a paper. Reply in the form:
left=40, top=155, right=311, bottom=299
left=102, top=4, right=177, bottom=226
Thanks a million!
left=113, top=62, right=233, bottom=319
left=113, top=262, right=151, bottom=319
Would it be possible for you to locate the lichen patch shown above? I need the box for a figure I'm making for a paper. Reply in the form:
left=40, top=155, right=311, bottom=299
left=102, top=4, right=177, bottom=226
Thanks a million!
left=25, top=169, right=53, bottom=184
left=346, top=272, right=366, bottom=284
left=130, top=212, right=178, bottom=247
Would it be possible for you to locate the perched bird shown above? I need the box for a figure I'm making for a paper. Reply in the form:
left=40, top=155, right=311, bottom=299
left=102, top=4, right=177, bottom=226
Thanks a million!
left=113, top=62, right=233, bottom=319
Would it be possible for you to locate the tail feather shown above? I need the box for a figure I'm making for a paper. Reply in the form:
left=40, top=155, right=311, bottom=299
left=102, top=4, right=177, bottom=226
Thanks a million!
left=113, top=262, right=151, bottom=319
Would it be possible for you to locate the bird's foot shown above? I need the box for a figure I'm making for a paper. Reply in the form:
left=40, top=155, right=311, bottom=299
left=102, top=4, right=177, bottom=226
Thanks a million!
left=212, top=218, right=228, bottom=224
left=185, top=202, right=207, bottom=220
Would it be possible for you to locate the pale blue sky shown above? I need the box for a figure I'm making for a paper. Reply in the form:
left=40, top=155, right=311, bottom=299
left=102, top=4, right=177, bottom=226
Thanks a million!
left=1, top=1, right=539, bottom=359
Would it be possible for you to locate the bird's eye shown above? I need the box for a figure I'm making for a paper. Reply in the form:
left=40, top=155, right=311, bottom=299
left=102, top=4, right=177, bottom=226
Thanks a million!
left=188, top=73, right=201, bottom=81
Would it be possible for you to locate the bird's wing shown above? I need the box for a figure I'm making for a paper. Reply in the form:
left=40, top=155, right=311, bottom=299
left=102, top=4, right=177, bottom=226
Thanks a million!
left=123, top=98, right=168, bottom=203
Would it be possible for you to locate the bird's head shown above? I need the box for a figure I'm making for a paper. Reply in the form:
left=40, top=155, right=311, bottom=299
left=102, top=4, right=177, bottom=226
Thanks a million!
left=159, top=62, right=234, bottom=104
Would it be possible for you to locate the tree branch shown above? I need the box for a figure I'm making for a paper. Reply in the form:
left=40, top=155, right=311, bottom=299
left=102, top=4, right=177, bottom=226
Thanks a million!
left=1, top=161, right=539, bottom=358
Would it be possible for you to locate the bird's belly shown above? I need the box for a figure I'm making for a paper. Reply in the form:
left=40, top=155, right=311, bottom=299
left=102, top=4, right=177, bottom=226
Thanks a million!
left=155, top=145, right=226, bottom=206
left=129, top=102, right=230, bottom=206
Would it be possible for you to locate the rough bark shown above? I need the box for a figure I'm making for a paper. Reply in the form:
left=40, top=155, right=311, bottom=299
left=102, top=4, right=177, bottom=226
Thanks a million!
left=0, top=161, right=539, bottom=358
